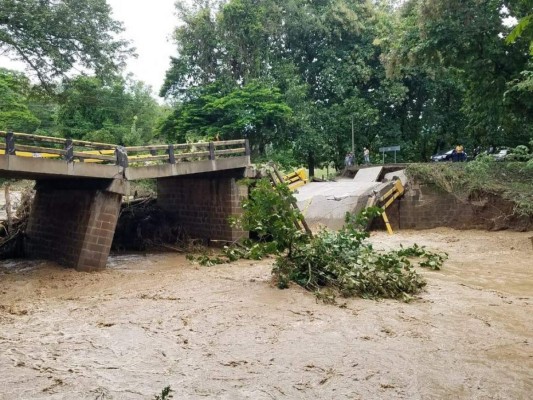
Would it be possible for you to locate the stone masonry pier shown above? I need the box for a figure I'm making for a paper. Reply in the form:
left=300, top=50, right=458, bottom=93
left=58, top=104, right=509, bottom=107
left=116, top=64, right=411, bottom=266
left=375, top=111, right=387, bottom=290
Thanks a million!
left=25, top=179, right=126, bottom=271
left=21, top=170, right=252, bottom=271
left=157, top=171, right=249, bottom=243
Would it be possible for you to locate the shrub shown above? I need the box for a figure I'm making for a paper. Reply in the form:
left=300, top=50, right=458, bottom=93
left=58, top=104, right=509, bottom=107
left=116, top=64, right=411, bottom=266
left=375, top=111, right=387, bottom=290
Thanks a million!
left=508, top=145, right=532, bottom=162
left=189, top=179, right=447, bottom=301
left=272, top=209, right=445, bottom=301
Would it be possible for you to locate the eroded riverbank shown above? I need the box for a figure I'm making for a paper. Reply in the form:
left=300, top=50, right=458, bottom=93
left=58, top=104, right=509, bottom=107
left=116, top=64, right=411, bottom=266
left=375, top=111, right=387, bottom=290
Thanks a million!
left=0, top=229, right=532, bottom=399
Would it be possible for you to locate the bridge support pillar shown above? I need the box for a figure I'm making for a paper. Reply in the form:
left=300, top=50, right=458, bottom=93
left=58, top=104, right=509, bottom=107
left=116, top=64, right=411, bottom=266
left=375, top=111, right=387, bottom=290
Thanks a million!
left=157, top=175, right=248, bottom=242
left=25, top=179, right=125, bottom=271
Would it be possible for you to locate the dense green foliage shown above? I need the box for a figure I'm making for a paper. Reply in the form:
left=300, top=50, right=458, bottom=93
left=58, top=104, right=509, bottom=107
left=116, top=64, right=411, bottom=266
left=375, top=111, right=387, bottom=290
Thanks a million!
left=189, top=179, right=448, bottom=301
left=1, top=0, right=531, bottom=162
left=159, top=81, right=292, bottom=151
left=0, top=0, right=131, bottom=88
left=0, top=71, right=164, bottom=145
left=0, top=68, right=40, bottom=132
left=386, top=0, right=532, bottom=148
left=159, top=0, right=532, bottom=171
left=56, top=76, right=162, bottom=145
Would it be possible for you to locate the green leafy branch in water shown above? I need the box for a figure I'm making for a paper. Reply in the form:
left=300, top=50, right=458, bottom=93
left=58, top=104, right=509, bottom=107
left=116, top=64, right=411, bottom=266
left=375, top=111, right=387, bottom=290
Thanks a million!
left=187, top=178, right=447, bottom=301
left=186, top=253, right=227, bottom=267
left=154, top=386, right=172, bottom=400
left=272, top=209, right=446, bottom=302
left=394, top=244, right=448, bottom=270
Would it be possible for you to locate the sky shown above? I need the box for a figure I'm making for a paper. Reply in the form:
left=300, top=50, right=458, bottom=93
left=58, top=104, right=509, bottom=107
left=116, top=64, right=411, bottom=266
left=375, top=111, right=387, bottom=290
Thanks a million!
left=107, top=0, right=177, bottom=95
left=0, top=0, right=178, bottom=98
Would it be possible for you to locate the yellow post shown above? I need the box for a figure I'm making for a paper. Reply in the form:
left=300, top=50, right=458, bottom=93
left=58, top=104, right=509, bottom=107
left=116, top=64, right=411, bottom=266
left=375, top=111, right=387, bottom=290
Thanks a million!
left=382, top=211, right=394, bottom=235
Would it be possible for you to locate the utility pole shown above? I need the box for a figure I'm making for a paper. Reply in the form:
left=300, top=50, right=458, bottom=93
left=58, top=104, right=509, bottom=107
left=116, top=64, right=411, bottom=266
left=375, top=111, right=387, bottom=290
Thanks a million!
left=351, top=115, right=355, bottom=155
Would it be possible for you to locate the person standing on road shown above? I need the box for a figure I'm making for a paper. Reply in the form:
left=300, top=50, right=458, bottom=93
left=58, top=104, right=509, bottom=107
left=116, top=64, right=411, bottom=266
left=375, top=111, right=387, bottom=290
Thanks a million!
left=345, top=153, right=352, bottom=167
left=363, top=147, right=370, bottom=164
left=455, top=144, right=465, bottom=162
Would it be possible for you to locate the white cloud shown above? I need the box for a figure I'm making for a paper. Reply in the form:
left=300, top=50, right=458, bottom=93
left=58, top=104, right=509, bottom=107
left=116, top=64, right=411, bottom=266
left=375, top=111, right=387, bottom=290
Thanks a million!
left=108, top=0, right=178, bottom=96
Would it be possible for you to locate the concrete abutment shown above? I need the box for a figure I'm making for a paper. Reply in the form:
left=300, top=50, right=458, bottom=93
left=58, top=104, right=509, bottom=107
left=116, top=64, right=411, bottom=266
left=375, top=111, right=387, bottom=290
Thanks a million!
left=371, top=181, right=532, bottom=232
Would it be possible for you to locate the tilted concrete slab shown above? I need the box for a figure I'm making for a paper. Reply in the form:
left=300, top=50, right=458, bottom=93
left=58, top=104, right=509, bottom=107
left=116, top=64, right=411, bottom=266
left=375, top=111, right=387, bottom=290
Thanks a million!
left=383, top=169, right=407, bottom=186
left=0, top=155, right=123, bottom=180
left=125, top=156, right=251, bottom=180
left=352, top=166, right=383, bottom=183
left=294, top=179, right=385, bottom=230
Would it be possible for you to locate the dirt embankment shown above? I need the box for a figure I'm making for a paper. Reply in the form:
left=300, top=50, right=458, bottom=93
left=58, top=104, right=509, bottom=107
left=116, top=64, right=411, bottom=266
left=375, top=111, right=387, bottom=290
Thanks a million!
left=465, top=191, right=533, bottom=231
left=381, top=183, right=533, bottom=232
left=0, top=229, right=531, bottom=399
left=400, top=163, right=533, bottom=232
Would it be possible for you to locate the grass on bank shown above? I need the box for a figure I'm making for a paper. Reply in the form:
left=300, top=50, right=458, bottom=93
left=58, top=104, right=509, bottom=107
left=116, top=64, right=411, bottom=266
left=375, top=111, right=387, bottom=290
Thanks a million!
left=406, top=158, right=533, bottom=216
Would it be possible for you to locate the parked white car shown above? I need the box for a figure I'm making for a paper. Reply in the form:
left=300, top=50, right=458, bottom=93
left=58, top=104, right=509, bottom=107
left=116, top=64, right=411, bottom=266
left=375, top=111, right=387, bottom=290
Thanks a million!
left=493, top=149, right=509, bottom=161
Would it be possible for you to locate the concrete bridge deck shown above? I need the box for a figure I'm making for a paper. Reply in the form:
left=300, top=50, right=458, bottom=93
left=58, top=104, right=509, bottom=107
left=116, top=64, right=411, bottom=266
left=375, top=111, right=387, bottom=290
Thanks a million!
left=0, top=131, right=251, bottom=182
left=0, top=155, right=124, bottom=180
left=295, top=166, right=406, bottom=230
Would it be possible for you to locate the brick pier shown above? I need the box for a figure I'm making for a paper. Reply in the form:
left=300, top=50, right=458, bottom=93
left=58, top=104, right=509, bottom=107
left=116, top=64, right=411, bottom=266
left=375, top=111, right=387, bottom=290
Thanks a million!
left=25, top=179, right=125, bottom=271
left=157, top=174, right=248, bottom=243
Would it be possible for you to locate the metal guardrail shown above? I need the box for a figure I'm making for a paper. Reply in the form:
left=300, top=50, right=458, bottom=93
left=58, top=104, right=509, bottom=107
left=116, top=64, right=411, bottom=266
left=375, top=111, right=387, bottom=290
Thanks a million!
left=0, top=131, right=250, bottom=168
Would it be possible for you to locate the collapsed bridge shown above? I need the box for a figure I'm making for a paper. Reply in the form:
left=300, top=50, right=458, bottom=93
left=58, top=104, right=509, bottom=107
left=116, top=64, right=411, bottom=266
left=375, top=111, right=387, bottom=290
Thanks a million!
left=293, top=166, right=406, bottom=232
left=0, top=131, right=253, bottom=271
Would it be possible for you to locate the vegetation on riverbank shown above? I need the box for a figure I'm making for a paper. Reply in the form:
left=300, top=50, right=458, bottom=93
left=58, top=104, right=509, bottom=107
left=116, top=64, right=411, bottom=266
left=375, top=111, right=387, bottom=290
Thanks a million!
left=406, top=156, right=533, bottom=217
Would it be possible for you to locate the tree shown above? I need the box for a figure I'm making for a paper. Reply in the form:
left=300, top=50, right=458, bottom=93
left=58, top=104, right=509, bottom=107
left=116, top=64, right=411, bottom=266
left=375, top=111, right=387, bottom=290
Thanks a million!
left=504, top=2, right=533, bottom=145
left=162, top=0, right=401, bottom=168
left=0, top=0, right=132, bottom=88
left=160, top=80, right=292, bottom=154
left=56, top=76, right=161, bottom=145
left=387, top=0, right=532, bottom=147
left=380, top=1, right=468, bottom=159
left=0, top=68, right=40, bottom=132
left=161, top=4, right=220, bottom=99
left=506, top=0, right=533, bottom=54
left=161, top=0, right=282, bottom=99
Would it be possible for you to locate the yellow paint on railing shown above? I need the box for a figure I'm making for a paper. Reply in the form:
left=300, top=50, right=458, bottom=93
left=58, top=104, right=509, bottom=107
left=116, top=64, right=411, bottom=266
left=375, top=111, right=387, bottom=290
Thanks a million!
left=0, top=149, right=60, bottom=158
left=0, top=149, right=114, bottom=163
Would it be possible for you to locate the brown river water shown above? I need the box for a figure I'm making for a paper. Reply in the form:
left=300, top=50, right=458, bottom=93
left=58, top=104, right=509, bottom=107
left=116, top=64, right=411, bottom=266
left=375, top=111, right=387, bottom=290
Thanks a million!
left=0, top=228, right=532, bottom=399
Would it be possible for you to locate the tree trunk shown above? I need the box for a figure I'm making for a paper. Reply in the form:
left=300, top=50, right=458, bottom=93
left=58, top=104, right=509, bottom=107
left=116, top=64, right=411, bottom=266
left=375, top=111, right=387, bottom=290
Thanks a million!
left=307, top=152, right=315, bottom=178
left=5, top=184, right=12, bottom=234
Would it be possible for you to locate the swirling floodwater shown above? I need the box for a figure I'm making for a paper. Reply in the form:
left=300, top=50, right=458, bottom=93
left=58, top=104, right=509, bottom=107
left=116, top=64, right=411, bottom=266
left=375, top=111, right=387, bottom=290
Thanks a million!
left=0, top=228, right=532, bottom=399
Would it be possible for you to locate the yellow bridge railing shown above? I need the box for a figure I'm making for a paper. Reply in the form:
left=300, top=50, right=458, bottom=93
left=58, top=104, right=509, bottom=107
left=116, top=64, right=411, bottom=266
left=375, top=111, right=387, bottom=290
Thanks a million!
left=0, top=131, right=250, bottom=168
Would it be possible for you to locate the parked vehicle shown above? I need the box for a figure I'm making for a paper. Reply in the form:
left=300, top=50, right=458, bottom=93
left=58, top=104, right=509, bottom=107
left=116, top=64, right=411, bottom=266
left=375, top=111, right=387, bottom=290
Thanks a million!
left=493, top=148, right=509, bottom=161
left=430, top=149, right=467, bottom=162
left=431, top=149, right=454, bottom=162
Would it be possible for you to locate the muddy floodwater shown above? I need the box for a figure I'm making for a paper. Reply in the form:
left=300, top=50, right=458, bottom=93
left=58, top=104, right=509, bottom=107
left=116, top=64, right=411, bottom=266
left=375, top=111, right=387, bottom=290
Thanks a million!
left=0, top=229, right=532, bottom=399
